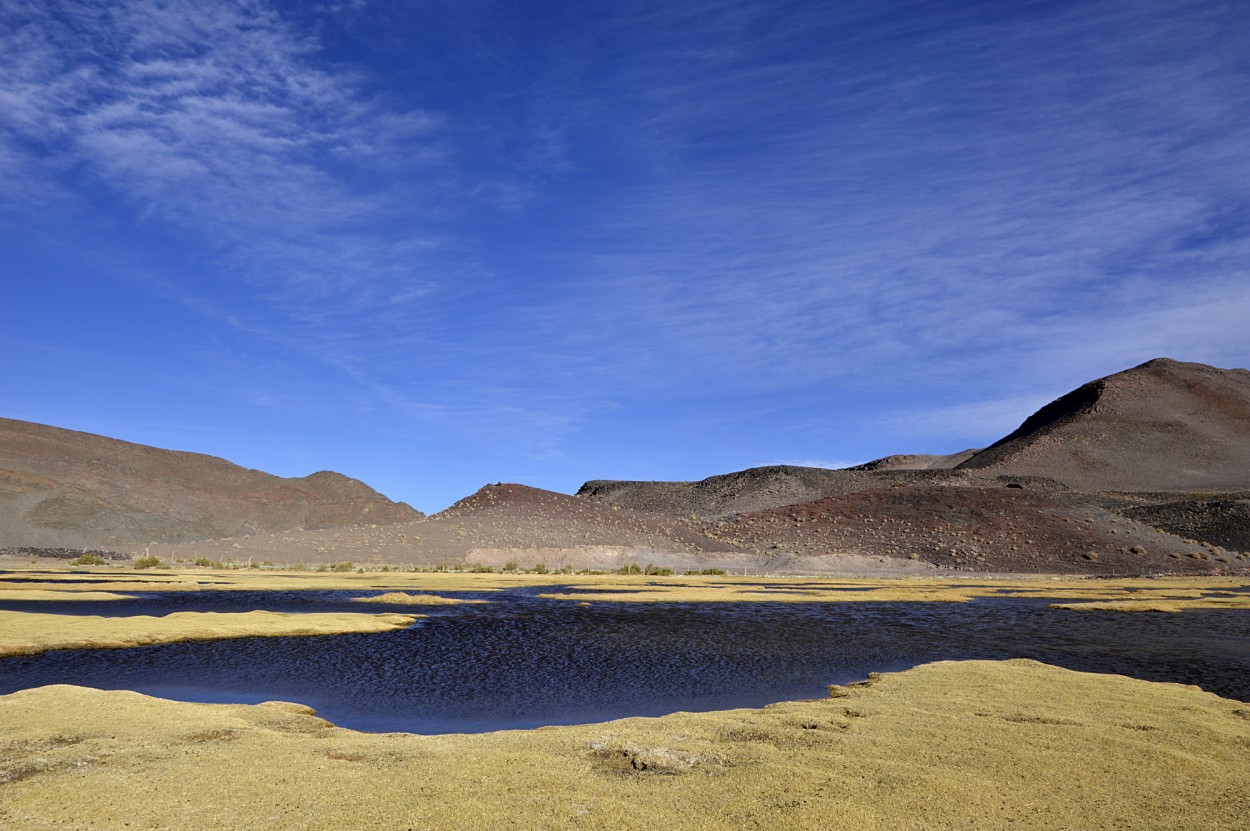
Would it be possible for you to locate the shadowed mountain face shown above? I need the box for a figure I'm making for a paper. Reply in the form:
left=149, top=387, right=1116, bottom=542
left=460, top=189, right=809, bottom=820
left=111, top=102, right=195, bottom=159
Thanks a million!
left=0, top=418, right=422, bottom=548
left=954, top=358, right=1250, bottom=492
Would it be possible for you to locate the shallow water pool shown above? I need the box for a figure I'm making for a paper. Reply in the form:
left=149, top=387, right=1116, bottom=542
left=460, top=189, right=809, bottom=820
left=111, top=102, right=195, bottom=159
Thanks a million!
left=1, top=587, right=1247, bottom=733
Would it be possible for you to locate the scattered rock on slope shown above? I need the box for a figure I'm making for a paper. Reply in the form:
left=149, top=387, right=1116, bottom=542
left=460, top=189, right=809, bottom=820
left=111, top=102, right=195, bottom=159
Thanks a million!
left=1120, top=496, right=1250, bottom=554
left=711, top=484, right=1243, bottom=575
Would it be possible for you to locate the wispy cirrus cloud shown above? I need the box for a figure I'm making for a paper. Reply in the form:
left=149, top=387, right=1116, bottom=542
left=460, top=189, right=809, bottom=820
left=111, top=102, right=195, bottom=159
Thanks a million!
left=5, top=0, right=1249, bottom=507
left=503, top=0, right=1250, bottom=404
left=0, top=0, right=444, bottom=311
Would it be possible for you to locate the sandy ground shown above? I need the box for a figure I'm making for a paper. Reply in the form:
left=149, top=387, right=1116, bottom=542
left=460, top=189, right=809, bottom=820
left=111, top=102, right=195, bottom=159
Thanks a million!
left=0, top=610, right=420, bottom=657
left=1, top=659, right=1247, bottom=830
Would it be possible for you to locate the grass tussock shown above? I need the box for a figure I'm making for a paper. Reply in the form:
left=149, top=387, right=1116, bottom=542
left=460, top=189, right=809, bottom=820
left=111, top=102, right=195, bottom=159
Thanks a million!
left=0, top=659, right=1247, bottom=830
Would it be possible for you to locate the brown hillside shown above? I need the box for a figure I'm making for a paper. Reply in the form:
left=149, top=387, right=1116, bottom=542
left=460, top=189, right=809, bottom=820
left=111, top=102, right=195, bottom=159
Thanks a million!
left=711, top=484, right=1245, bottom=575
left=956, top=358, right=1250, bottom=491
left=143, top=483, right=749, bottom=572
left=0, top=418, right=422, bottom=548
left=434, top=483, right=745, bottom=562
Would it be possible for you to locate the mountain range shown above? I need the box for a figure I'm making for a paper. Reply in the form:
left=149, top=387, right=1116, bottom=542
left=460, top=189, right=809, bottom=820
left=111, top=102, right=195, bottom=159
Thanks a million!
left=2, top=358, right=1248, bottom=575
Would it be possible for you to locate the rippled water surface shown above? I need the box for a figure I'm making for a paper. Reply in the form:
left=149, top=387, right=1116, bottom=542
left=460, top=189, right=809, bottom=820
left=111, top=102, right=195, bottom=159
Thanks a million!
left=2, top=587, right=1247, bottom=733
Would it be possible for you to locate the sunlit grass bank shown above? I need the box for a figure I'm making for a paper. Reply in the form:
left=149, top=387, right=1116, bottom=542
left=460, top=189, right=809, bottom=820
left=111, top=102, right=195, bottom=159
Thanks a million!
left=1, top=659, right=1246, bottom=830
left=0, top=610, right=420, bottom=657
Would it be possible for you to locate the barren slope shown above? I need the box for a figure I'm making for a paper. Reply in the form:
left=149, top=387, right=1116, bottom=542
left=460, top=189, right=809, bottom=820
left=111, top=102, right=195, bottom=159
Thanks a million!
left=956, top=358, right=1250, bottom=491
left=711, top=484, right=1245, bottom=575
left=0, top=418, right=421, bottom=548
left=143, top=484, right=750, bottom=571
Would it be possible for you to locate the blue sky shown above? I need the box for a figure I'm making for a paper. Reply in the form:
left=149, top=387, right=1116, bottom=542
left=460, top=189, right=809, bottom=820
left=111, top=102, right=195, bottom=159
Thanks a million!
left=3, top=0, right=1248, bottom=512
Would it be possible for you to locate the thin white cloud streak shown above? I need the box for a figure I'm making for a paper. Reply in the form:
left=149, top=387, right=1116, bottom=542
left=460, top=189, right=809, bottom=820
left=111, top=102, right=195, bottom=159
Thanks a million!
left=4, top=0, right=1248, bottom=468
left=506, top=0, right=1250, bottom=404
left=322, top=0, right=1250, bottom=457
left=0, top=0, right=444, bottom=313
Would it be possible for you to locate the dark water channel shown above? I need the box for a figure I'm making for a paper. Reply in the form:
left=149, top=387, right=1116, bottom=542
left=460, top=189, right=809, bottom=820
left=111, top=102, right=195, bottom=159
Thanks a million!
left=1, top=587, right=1247, bottom=733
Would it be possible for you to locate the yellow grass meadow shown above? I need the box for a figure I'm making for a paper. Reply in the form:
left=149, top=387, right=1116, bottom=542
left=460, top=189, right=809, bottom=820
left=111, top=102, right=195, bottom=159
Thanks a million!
left=1, top=659, right=1247, bottom=830
left=1, top=567, right=1248, bottom=828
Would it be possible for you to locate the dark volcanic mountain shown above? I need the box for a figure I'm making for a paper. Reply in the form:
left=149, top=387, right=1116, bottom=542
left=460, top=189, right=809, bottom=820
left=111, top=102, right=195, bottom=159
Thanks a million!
left=0, top=418, right=422, bottom=549
left=954, top=358, right=1250, bottom=491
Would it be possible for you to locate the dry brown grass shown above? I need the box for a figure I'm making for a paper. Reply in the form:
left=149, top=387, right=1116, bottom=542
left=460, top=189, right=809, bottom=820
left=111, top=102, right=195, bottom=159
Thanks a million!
left=0, top=610, right=420, bottom=657
left=0, top=659, right=1246, bottom=830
